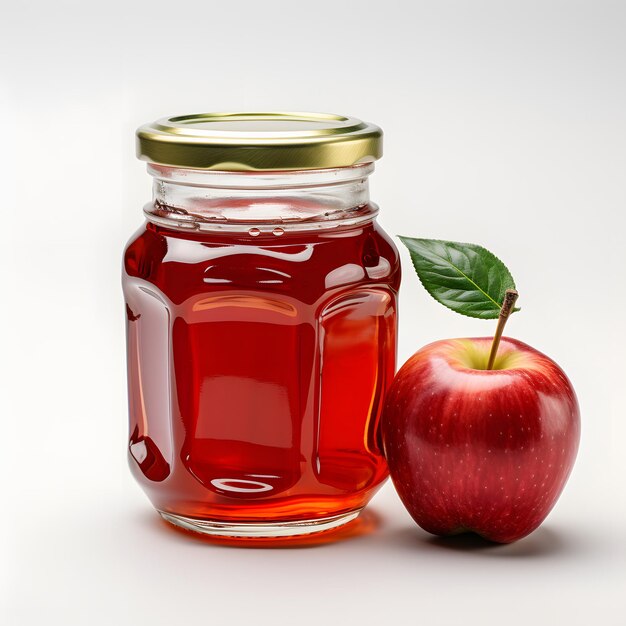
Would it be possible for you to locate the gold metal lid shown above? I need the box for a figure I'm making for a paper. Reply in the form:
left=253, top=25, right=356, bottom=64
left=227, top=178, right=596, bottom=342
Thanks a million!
left=136, top=112, right=383, bottom=171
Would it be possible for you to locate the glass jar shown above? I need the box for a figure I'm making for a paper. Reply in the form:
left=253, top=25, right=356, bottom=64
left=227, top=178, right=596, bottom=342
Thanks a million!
left=123, top=112, right=400, bottom=538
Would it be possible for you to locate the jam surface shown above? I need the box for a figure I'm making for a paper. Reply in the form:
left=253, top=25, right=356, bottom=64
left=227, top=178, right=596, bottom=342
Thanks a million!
left=123, top=214, right=400, bottom=522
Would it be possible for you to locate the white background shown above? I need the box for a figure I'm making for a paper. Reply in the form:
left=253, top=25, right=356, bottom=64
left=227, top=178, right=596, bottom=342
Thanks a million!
left=1, top=1, right=625, bottom=624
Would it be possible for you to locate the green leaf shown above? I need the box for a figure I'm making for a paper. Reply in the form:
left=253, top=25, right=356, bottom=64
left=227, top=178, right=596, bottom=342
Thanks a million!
left=398, top=237, right=518, bottom=319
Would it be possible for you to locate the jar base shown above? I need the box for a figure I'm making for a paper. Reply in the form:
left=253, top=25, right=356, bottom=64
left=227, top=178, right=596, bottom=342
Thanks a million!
left=158, top=509, right=362, bottom=538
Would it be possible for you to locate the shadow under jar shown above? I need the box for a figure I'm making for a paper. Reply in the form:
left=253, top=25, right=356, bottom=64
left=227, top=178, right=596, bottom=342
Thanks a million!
left=123, top=112, right=400, bottom=538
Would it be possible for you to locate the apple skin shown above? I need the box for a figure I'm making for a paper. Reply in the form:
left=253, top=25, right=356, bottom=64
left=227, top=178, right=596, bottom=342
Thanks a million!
left=381, top=337, right=580, bottom=543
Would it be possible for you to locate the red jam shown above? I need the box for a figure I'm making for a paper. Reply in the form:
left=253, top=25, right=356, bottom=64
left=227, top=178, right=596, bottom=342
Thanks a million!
left=124, top=216, right=400, bottom=526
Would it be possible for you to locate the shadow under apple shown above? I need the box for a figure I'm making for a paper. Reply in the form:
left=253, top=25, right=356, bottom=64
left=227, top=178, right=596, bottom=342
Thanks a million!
left=388, top=524, right=580, bottom=558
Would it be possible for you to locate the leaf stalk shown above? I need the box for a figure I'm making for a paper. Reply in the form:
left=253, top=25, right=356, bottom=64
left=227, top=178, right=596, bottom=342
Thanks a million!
left=487, top=289, right=519, bottom=369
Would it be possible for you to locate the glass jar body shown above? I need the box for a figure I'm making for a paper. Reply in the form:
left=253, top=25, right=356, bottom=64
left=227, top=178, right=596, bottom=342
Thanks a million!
left=122, top=166, right=400, bottom=537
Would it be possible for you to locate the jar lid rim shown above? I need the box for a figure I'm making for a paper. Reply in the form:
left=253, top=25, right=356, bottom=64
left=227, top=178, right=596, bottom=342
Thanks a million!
left=136, top=112, right=383, bottom=171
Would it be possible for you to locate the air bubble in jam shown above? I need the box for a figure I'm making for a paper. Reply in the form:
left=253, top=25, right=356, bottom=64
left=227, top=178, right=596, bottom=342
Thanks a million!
left=248, top=227, right=261, bottom=237
left=272, top=227, right=285, bottom=237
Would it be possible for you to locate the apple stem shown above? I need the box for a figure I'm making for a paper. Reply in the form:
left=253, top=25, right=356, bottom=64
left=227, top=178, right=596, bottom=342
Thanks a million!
left=487, top=289, right=519, bottom=370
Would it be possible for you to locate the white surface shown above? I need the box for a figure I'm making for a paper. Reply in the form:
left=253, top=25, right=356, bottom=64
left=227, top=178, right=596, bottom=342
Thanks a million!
left=1, top=1, right=625, bottom=624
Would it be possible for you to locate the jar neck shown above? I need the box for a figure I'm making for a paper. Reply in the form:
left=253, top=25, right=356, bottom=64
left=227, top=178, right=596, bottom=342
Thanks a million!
left=145, top=163, right=376, bottom=232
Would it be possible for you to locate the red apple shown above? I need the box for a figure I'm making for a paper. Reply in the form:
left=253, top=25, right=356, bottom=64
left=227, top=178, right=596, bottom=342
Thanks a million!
left=381, top=337, right=580, bottom=543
